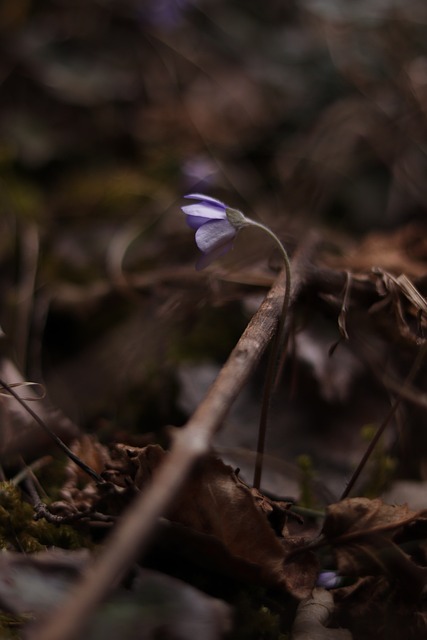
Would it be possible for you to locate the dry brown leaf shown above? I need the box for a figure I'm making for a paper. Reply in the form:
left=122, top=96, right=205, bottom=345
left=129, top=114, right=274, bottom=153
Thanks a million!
left=333, top=536, right=426, bottom=600
left=334, top=576, right=427, bottom=640
left=166, top=456, right=318, bottom=596
left=167, top=456, right=290, bottom=588
left=324, top=224, right=427, bottom=279
left=322, top=498, right=418, bottom=540
left=64, top=434, right=112, bottom=485
left=51, top=441, right=317, bottom=595
left=322, top=498, right=427, bottom=601
left=283, top=547, right=320, bottom=601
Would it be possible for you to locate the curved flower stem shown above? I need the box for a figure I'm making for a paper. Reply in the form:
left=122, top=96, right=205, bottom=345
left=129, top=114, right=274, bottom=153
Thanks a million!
left=246, top=219, right=292, bottom=490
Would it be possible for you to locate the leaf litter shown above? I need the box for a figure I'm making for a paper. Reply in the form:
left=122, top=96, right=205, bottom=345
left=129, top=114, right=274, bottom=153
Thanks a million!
left=2, top=1, right=427, bottom=636
left=1, top=223, right=427, bottom=638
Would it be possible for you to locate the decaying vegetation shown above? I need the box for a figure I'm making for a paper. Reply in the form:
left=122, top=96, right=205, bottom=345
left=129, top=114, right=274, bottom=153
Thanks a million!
left=1, top=1, right=427, bottom=638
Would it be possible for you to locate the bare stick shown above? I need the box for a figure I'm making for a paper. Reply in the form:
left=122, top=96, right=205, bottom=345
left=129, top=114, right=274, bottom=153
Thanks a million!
left=29, top=250, right=307, bottom=640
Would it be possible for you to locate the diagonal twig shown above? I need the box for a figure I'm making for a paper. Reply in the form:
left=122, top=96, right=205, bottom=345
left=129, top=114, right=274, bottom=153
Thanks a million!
left=29, top=242, right=313, bottom=640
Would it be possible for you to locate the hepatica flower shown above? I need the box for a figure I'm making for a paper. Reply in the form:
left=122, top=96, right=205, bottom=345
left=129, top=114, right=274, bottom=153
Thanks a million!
left=316, top=571, right=343, bottom=590
left=181, top=192, right=293, bottom=491
left=181, top=193, right=248, bottom=270
left=140, top=0, right=189, bottom=29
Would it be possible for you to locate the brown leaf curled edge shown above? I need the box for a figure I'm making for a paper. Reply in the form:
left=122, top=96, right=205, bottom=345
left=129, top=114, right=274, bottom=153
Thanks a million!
left=322, top=497, right=427, bottom=600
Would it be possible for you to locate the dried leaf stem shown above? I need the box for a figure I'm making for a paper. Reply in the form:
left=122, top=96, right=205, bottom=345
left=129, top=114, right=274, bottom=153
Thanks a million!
left=340, top=340, right=427, bottom=500
left=29, top=247, right=309, bottom=640
left=0, top=377, right=104, bottom=485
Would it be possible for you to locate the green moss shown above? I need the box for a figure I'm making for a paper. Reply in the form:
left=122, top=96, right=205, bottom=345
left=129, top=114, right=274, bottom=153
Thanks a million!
left=28, top=518, right=88, bottom=550
left=0, top=482, right=89, bottom=552
left=231, top=591, right=289, bottom=640
left=296, top=454, right=316, bottom=509
left=0, top=612, right=32, bottom=639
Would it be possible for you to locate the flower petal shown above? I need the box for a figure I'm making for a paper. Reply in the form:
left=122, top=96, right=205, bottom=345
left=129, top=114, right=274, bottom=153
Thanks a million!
left=185, top=214, right=210, bottom=230
left=182, top=202, right=226, bottom=221
left=195, top=219, right=236, bottom=254
left=316, top=571, right=342, bottom=589
left=195, top=240, right=234, bottom=270
left=184, top=193, right=226, bottom=209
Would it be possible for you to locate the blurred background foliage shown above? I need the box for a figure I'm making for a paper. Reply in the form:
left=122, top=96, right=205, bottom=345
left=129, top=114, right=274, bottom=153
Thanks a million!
left=1, top=0, right=427, bottom=454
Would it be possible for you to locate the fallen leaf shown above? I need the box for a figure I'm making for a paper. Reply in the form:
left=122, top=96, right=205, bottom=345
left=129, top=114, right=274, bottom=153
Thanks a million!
left=167, top=456, right=290, bottom=588
left=322, top=498, right=427, bottom=600
left=324, top=224, right=427, bottom=279
left=334, top=576, right=427, bottom=640
left=51, top=442, right=318, bottom=595
left=322, top=498, right=418, bottom=540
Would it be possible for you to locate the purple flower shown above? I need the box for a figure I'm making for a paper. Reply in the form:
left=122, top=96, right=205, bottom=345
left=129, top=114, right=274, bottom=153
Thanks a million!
left=316, top=571, right=342, bottom=589
left=181, top=155, right=218, bottom=189
left=139, top=0, right=189, bottom=29
left=181, top=194, right=246, bottom=270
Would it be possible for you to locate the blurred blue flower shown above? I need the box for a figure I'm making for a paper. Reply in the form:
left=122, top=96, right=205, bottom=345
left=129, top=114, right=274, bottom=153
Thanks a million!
left=140, top=0, right=189, bottom=29
left=181, top=193, right=246, bottom=270
left=316, top=571, right=342, bottom=589
left=181, top=155, right=218, bottom=189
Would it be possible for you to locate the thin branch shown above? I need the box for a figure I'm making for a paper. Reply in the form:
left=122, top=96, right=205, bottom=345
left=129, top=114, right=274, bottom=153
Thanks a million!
left=340, top=340, right=427, bottom=500
left=0, top=378, right=104, bottom=485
